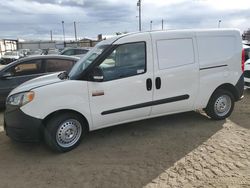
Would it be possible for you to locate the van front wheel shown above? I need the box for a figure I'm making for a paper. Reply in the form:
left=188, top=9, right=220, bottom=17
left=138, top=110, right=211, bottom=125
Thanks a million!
left=205, top=89, right=235, bottom=120
left=44, top=113, right=87, bottom=152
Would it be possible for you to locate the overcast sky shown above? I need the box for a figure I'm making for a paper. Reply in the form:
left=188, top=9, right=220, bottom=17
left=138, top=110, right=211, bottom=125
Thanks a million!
left=0, top=0, right=250, bottom=41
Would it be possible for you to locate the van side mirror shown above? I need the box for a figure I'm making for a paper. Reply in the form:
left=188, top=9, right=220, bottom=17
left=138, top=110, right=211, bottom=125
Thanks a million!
left=91, top=67, right=104, bottom=82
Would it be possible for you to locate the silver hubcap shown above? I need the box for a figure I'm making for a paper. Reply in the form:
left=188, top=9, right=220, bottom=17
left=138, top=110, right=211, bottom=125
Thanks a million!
left=56, top=119, right=82, bottom=148
left=214, top=95, right=232, bottom=117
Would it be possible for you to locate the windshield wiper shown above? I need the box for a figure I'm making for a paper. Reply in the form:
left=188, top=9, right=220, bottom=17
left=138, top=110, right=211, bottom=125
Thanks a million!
left=58, top=71, right=69, bottom=80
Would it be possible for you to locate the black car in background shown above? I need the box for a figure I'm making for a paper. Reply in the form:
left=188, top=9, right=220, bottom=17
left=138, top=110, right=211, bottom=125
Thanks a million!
left=42, top=49, right=60, bottom=55
left=60, top=47, right=90, bottom=57
left=0, top=55, right=79, bottom=108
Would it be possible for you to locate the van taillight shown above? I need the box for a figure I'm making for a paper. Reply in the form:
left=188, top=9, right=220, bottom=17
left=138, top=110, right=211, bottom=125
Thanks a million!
left=242, top=49, right=245, bottom=72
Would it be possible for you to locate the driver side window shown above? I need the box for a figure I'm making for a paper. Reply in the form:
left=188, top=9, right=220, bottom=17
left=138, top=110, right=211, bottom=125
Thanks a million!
left=99, top=42, right=146, bottom=81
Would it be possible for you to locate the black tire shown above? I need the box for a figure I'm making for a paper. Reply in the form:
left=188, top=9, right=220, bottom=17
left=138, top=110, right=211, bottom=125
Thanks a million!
left=205, top=89, right=235, bottom=120
left=44, top=112, right=87, bottom=152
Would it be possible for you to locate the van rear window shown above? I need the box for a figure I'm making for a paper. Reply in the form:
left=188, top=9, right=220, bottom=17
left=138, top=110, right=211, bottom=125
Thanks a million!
left=156, top=38, right=195, bottom=70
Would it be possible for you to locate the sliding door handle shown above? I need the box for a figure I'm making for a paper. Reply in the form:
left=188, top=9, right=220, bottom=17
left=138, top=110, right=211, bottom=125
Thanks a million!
left=155, top=77, right=161, bottom=89
left=146, top=78, right=152, bottom=91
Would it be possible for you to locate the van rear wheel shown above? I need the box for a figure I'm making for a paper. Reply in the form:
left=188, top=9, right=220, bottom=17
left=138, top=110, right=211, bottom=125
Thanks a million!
left=205, top=89, right=234, bottom=120
left=44, top=112, right=87, bottom=152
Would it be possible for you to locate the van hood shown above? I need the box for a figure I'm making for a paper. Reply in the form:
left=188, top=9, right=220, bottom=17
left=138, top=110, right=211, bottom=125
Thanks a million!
left=9, top=72, right=64, bottom=96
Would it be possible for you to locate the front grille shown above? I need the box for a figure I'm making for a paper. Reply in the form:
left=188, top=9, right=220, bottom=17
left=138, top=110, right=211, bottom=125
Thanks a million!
left=245, top=82, right=250, bottom=87
left=244, top=70, right=250, bottom=78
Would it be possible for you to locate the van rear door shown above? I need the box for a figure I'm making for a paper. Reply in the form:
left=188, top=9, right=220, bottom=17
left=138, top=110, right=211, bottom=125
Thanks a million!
left=150, top=32, right=199, bottom=116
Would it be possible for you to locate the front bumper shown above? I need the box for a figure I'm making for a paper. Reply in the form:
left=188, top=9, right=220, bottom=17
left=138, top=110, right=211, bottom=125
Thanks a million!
left=235, top=74, right=245, bottom=100
left=4, top=105, right=43, bottom=142
left=244, top=74, right=250, bottom=88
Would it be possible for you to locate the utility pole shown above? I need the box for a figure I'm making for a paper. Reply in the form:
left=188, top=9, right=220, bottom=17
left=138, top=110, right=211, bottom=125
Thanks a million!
left=137, top=0, right=142, bottom=31
left=62, top=21, right=66, bottom=47
left=50, top=30, right=53, bottom=41
left=150, top=20, right=153, bottom=31
left=218, top=20, right=221, bottom=28
left=162, top=19, right=164, bottom=30
left=74, top=21, right=77, bottom=42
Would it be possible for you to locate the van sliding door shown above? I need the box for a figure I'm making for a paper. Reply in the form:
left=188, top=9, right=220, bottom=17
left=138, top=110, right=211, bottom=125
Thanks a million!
left=150, top=32, right=199, bottom=116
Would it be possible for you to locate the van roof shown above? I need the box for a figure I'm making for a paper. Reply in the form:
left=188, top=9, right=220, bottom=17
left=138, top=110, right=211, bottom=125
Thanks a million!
left=99, top=28, right=240, bottom=46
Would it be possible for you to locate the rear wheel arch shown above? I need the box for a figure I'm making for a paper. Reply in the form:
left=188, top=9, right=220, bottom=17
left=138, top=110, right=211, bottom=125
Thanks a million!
left=205, top=86, right=235, bottom=120
left=207, top=83, right=238, bottom=106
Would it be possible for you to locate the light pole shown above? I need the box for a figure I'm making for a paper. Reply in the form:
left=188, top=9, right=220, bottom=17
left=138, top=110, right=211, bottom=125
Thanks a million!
left=50, top=30, right=53, bottom=41
left=137, top=0, right=142, bottom=31
left=62, top=21, right=65, bottom=47
left=218, top=20, right=221, bottom=28
left=162, top=19, right=164, bottom=30
left=150, top=20, right=153, bottom=31
left=74, top=21, right=77, bottom=42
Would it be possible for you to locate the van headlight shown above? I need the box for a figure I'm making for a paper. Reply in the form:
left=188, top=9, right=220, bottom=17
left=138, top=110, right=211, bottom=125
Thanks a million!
left=6, top=91, right=35, bottom=107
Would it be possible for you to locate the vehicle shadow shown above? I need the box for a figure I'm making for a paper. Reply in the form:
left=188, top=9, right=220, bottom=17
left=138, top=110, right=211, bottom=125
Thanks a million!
left=229, top=89, right=250, bottom=129
left=0, top=111, right=225, bottom=188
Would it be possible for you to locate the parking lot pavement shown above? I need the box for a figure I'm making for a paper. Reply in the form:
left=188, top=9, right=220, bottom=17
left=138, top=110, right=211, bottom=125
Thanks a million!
left=0, top=91, right=250, bottom=188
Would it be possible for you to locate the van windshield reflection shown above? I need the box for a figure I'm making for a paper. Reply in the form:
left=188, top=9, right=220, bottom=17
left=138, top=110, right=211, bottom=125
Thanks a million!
left=69, top=45, right=109, bottom=79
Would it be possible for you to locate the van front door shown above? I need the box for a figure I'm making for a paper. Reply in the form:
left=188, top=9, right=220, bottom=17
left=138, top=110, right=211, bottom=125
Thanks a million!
left=88, top=41, right=154, bottom=129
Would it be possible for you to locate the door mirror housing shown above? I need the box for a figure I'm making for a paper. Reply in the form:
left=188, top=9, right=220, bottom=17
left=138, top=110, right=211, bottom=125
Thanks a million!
left=0, top=72, right=12, bottom=79
left=91, top=67, right=104, bottom=82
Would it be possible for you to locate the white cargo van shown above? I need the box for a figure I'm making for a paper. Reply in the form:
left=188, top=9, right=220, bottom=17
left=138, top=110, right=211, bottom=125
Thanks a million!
left=4, top=29, right=244, bottom=152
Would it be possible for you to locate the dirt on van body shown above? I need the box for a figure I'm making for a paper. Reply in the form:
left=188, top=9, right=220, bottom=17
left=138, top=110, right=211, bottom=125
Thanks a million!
left=0, top=91, right=250, bottom=188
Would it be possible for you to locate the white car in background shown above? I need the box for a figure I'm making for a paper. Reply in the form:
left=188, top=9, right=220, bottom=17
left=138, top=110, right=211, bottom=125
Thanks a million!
left=243, top=44, right=250, bottom=88
left=244, top=59, right=250, bottom=88
left=0, top=51, right=24, bottom=64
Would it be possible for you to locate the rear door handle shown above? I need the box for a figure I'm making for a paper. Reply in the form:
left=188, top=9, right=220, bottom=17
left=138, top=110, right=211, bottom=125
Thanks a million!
left=155, top=77, right=161, bottom=89
left=146, top=78, right=152, bottom=91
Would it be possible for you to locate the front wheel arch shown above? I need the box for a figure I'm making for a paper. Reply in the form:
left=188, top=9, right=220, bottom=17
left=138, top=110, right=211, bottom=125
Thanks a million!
left=42, top=109, right=90, bottom=132
left=43, top=111, right=89, bottom=152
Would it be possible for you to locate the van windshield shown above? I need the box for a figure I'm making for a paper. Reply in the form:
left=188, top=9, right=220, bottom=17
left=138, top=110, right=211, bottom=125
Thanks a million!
left=69, top=44, right=109, bottom=79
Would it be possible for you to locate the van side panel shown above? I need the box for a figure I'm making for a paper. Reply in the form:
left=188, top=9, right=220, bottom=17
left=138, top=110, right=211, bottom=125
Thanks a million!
left=198, top=36, right=236, bottom=68
left=157, top=38, right=195, bottom=69
left=194, top=30, right=242, bottom=109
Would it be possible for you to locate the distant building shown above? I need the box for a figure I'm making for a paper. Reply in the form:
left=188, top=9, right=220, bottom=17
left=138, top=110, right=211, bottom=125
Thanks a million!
left=78, top=38, right=99, bottom=47
left=0, top=39, right=18, bottom=57
left=0, top=34, right=106, bottom=57
left=18, top=40, right=56, bottom=51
